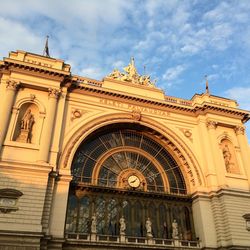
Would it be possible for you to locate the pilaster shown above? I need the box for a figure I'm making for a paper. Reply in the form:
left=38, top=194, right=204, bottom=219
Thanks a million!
left=38, top=88, right=60, bottom=163
left=198, top=119, right=218, bottom=188
left=235, top=126, right=250, bottom=188
left=206, top=120, right=226, bottom=187
left=0, top=80, right=20, bottom=152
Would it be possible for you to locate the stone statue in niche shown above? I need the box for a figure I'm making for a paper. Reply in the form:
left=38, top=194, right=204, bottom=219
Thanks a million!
left=17, top=109, right=35, bottom=143
left=222, top=143, right=239, bottom=174
left=91, top=213, right=97, bottom=234
left=146, top=217, right=153, bottom=238
left=119, top=215, right=126, bottom=235
left=21, top=109, right=34, bottom=130
left=172, top=219, right=179, bottom=239
left=223, top=145, right=231, bottom=169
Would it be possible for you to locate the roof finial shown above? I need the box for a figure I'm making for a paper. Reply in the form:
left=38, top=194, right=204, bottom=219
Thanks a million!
left=205, top=75, right=210, bottom=94
left=131, top=57, right=135, bottom=67
left=43, top=35, right=50, bottom=57
left=143, top=64, right=146, bottom=75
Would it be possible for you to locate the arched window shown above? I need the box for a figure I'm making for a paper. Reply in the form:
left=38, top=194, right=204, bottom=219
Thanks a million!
left=66, top=124, right=195, bottom=240
left=122, top=200, right=132, bottom=236
left=72, top=127, right=186, bottom=194
left=134, top=201, right=143, bottom=237
left=78, top=197, right=90, bottom=233
left=65, top=195, right=78, bottom=233
left=96, top=197, right=106, bottom=234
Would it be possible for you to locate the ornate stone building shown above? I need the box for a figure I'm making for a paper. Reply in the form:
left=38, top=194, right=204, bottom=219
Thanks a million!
left=0, top=50, right=250, bottom=249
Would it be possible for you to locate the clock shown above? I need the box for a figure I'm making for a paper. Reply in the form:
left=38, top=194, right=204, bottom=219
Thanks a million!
left=128, top=175, right=140, bottom=188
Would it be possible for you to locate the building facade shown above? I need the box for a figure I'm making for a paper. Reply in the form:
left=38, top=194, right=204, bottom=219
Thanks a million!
left=0, top=50, right=250, bottom=249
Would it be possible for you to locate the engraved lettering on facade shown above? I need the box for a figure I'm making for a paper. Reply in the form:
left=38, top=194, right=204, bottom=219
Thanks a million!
left=99, top=98, right=169, bottom=116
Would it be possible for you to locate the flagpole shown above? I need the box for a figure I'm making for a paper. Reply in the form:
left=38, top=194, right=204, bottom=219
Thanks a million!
left=43, top=35, right=50, bottom=57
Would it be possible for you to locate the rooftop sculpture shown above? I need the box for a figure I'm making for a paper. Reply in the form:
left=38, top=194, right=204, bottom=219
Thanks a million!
left=107, top=57, right=156, bottom=87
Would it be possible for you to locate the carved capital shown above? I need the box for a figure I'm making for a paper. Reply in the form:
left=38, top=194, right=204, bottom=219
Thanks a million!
left=235, top=126, right=245, bottom=135
left=206, top=120, right=217, bottom=130
left=6, top=80, right=20, bottom=91
left=48, top=88, right=61, bottom=99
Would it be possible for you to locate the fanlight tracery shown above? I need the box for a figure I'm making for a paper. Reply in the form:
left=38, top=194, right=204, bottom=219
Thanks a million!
left=72, top=128, right=186, bottom=194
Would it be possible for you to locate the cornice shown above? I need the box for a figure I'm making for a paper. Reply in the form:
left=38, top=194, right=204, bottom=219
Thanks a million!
left=71, top=84, right=195, bottom=112
left=1, top=54, right=249, bottom=122
left=192, top=188, right=250, bottom=200
left=0, top=160, right=53, bottom=174
left=70, top=83, right=250, bottom=122
left=1, top=59, right=70, bottom=78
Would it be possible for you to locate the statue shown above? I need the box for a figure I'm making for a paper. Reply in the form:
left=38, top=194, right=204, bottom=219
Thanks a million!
left=222, top=144, right=239, bottom=174
left=123, top=57, right=138, bottom=81
left=108, top=69, right=121, bottom=79
left=146, top=217, right=152, bottom=237
left=106, top=58, right=156, bottom=87
left=119, top=215, right=126, bottom=235
left=21, top=109, right=34, bottom=131
left=17, top=109, right=35, bottom=143
left=172, top=219, right=178, bottom=239
left=91, top=213, right=97, bottom=234
left=222, top=144, right=233, bottom=172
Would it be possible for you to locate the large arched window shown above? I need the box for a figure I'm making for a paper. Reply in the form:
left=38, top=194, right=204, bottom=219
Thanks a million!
left=66, top=124, right=195, bottom=241
left=72, top=125, right=186, bottom=194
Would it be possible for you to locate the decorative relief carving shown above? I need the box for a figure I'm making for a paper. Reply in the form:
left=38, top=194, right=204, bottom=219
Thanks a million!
left=106, top=58, right=156, bottom=87
left=6, top=80, right=20, bottom=90
left=179, top=128, right=193, bottom=142
left=206, top=120, right=217, bottom=130
left=131, top=110, right=141, bottom=121
left=234, top=126, right=245, bottom=135
left=48, top=88, right=61, bottom=98
left=30, top=94, right=36, bottom=100
left=71, top=109, right=83, bottom=121
left=0, top=188, right=23, bottom=213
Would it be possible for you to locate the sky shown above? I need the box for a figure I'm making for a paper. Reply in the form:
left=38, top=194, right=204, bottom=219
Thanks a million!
left=0, top=0, right=250, bottom=137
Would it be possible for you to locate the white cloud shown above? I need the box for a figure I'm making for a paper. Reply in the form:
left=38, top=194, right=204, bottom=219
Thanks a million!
left=162, top=65, right=187, bottom=81
left=80, top=66, right=105, bottom=80
left=224, top=87, right=250, bottom=110
left=112, top=60, right=125, bottom=69
left=225, top=86, right=250, bottom=142
left=207, top=74, right=219, bottom=81
left=203, top=2, right=230, bottom=22
left=0, top=17, right=42, bottom=54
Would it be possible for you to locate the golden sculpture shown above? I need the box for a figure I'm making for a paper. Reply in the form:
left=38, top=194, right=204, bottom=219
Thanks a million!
left=107, top=58, right=156, bottom=87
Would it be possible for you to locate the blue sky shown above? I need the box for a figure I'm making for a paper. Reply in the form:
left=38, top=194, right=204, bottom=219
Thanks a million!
left=0, top=0, right=250, bottom=137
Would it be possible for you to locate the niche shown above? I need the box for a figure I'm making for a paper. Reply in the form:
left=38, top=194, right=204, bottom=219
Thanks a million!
left=220, top=139, right=240, bottom=174
left=13, top=103, right=39, bottom=144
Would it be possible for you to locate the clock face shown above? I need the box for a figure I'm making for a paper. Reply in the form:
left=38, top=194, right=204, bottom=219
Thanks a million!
left=128, top=175, right=140, bottom=188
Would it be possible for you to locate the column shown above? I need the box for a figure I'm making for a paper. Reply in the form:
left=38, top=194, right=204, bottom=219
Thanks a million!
left=206, top=120, right=226, bottom=187
left=0, top=80, right=19, bottom=152
left=235, top=126, right=250, bottom=187
left=38, top=88, right=60, bottom=163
